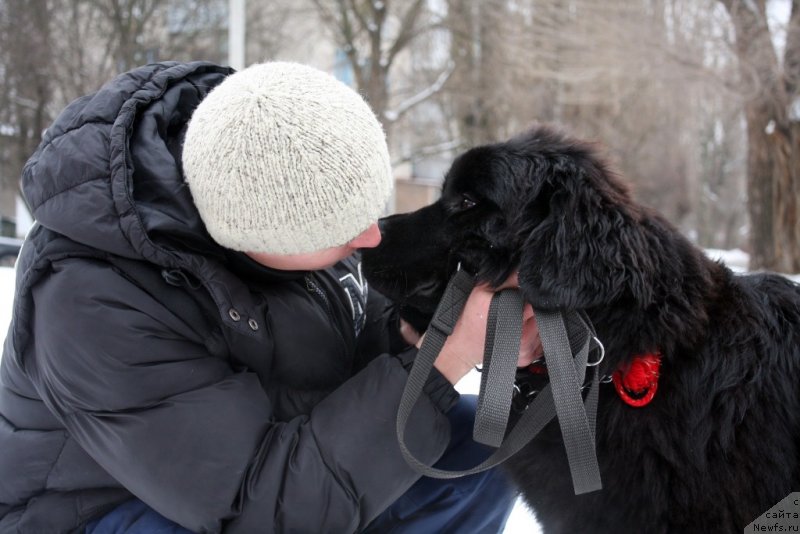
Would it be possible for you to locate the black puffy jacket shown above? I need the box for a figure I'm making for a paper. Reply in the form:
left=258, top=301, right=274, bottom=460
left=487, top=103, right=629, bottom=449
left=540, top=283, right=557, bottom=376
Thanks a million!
left=0, top=62, right=456, bottom=533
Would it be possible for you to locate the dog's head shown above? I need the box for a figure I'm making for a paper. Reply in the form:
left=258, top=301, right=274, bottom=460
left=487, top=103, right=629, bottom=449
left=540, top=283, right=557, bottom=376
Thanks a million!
left=363, top=126, right=667, bottom=326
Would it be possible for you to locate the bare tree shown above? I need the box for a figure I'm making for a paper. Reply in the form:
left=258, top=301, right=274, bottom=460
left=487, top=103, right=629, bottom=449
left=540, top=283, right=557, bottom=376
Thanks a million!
left=307, top=0, right=451, bottom=136
left=445, top=0, right=514, bottom=146
left=719, top=0, right=800, bottom=271
left=48, top=0, right=228, bottom=109
left=246, top=1, right=296, bottom=63
left=94, top=0, right=164, bottom=72
left=0, top=0, right=53, bottom=226
left=430, top=0, right=751, bottom=251
left=0, top=0, right=234, bottom=230
left=0, top=0, right=781, bottom=261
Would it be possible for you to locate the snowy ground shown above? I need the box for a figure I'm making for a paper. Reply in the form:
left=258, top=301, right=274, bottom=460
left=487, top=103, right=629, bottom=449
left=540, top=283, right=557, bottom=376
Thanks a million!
left=0, top=248, right=793, bottom=533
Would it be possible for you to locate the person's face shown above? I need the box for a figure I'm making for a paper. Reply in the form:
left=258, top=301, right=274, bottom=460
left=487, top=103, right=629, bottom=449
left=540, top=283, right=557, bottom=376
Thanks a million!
left=246, top=222, right=382, bottom=271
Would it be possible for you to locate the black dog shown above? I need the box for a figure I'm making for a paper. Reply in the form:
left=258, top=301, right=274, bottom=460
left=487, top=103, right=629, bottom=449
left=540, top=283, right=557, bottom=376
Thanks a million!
left=362, top=126, right=800, bottom=533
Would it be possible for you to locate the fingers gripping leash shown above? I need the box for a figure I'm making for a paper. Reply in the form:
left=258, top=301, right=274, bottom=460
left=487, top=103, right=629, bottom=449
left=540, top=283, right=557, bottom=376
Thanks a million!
left=396, top=270, right=603, bottom=494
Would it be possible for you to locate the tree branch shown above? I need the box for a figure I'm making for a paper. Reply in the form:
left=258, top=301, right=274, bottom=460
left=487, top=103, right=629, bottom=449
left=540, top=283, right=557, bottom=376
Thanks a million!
left=386, top=0, right=425, bottom=65
left=383, top=60, right=454, bottom=122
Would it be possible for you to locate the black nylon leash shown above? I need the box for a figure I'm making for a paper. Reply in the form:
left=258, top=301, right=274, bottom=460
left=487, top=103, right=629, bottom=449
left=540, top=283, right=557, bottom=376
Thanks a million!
left=395, top=270, right=603, bottom=494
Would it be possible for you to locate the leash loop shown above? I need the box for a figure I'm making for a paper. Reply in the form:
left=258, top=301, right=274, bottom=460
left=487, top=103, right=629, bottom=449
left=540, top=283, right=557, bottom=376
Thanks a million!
left=395, top=271, right=603, bottom=494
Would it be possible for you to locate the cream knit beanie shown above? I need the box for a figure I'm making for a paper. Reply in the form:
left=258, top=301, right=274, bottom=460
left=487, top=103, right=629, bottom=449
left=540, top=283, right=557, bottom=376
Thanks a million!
left=182, top=62, right=393, bottom=254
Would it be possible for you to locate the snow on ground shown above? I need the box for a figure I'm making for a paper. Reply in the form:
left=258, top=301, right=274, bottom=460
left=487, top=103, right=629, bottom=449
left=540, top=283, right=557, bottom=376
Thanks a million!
left=0, top=247, right=793, bottom=533
left=704, top=248, right=749, bottom=272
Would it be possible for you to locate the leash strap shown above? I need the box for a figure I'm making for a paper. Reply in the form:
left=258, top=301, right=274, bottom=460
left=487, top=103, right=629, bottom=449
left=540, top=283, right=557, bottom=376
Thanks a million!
left=536, top=310, right=603, bottom=494
left=396, top=270, right=476, bottom=478
left=473, top=289, right=524, bottom=447
left=396, top=272, right=602, bottom=494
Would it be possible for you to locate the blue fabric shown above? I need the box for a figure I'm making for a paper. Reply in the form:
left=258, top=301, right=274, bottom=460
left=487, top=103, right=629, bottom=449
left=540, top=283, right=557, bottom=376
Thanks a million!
left=85, top=500, right=193, bottom=534
left=86, top=395, right=516, bottom=534
left=363, top=394, right=517, bottom=533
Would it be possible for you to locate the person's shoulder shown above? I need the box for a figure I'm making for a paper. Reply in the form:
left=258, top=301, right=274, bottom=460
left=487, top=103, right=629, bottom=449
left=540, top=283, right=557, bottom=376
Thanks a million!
left=35, top=257, right=152, bottom=310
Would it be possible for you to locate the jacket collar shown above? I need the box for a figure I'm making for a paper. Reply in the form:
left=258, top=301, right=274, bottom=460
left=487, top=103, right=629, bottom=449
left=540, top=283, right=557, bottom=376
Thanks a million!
left=224, top=250, right=306, bottom=284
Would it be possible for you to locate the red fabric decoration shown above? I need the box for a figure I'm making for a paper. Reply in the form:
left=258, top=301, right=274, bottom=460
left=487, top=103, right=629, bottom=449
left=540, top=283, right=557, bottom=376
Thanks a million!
left=612, top=353, right=661, bottom=408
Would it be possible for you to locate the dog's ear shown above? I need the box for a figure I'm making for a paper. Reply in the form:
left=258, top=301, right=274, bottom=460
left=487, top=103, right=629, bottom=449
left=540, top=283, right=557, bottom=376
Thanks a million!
left=518, top=151, right=656, bottom=311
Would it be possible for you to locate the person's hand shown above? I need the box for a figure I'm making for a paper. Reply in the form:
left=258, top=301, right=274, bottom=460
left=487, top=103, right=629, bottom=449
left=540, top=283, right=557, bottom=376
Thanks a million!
left=420, top=272, right=544, bottom=385
left=498, top=273, right=544, bottom=367
left=519, top=302, right=543, bottom=367
left=399, top=319, right=422, bottom=346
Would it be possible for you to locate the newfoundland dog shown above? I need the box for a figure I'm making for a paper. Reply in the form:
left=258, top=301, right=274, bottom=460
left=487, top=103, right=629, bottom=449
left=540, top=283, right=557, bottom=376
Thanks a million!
left=362, top=126, right=800, bottom=533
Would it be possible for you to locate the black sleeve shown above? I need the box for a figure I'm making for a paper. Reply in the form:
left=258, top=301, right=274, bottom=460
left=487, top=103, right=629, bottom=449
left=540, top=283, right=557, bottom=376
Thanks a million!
left=354, top=287, right=458, bottom=414
left=27, top=259, right=453, bottom=533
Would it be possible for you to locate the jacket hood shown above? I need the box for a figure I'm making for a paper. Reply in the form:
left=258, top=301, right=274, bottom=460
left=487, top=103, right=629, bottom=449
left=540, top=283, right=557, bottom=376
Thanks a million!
left=22, top=61, right=234, bottom=267
left=13, top=62, right=275, bottom=349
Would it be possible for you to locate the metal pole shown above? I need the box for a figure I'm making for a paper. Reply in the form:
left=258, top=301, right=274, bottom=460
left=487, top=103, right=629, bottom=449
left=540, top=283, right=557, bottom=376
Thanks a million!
left=228, top=0, right=246, bottom=70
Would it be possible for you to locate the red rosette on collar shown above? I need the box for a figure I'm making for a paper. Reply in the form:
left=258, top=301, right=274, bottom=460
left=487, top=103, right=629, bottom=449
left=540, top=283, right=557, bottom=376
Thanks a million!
left=612, top=353, right=661, bottom=407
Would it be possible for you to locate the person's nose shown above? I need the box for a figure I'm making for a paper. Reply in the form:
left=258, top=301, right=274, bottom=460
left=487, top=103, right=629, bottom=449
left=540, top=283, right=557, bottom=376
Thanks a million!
left=349, top=223, right=382, bottom=249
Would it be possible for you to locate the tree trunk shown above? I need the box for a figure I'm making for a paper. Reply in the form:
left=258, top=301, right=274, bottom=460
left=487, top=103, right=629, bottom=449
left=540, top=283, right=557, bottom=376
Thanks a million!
left=446, top=0, right=501, bottom=146
left=1, top=0, right=52, bottom=213
left=722, top=0, right=800, bottom=272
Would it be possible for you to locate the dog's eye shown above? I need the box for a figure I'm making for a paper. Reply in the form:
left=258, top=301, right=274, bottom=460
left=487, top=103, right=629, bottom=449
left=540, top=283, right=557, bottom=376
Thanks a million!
left=460, top=194, right=478, bottom=211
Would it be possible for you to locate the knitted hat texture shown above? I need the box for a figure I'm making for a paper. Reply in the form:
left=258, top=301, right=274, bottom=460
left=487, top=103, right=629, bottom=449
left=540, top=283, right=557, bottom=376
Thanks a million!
left=182, top=62, right=393, bottom=254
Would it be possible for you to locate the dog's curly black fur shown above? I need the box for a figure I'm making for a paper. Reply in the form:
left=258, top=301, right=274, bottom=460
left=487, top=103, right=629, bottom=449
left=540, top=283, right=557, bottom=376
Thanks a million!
left=362, top=126, right=800, bottom=533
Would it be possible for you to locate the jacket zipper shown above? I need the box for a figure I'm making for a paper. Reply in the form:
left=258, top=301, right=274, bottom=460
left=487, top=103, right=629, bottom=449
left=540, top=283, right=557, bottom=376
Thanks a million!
left=304, top=273, right=349, bottom=353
